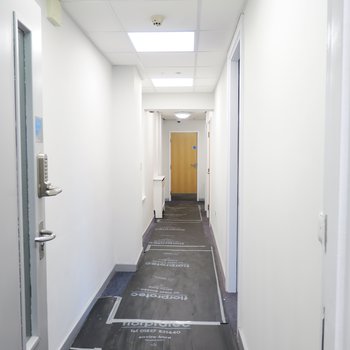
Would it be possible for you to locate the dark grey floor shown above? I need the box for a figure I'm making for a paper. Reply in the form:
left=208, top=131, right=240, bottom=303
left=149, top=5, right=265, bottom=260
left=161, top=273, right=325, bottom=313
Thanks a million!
left=170, top=193, right=197, bottom=201
left=71, top=201, right=238, bottom=349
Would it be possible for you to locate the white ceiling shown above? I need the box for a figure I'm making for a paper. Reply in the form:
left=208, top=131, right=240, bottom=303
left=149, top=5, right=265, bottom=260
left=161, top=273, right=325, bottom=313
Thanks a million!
left=61, top=0, right=245, bottom=93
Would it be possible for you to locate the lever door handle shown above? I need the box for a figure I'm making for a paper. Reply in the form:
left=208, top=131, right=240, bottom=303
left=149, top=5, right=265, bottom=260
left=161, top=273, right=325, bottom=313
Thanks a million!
left=45, top=187, right=62, bottom=196
left=35, top=229, right=56, bottom=243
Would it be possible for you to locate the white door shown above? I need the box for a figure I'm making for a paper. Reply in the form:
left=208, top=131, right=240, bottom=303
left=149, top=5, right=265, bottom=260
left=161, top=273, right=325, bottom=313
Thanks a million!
left=323, top=1, right=350, bottom=349
left=0, top=1, right=59, bottom=349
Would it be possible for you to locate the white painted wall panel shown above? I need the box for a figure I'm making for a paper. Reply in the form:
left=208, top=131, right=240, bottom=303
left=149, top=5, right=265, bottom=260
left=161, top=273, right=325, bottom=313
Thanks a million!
left=211, top=0, right=327, bottom=349
left=210, top=64, right=229, bottom=279
left=143, top=93, right=214, bottom=111
left=38, top=2, right=115, bottom=349
left=142, top=112, right=160, bottom=233
left=111, top=66, right=144, bottom=265
left=239, top=0, right=327, bottom=349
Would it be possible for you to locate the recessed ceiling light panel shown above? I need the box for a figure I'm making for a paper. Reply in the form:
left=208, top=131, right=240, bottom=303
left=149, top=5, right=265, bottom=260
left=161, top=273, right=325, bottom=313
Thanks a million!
left=128, top=32, right=194, bottom=52
left=152, top=78, right=193, bottom=87
left=175, top=112, right=191, bottom=119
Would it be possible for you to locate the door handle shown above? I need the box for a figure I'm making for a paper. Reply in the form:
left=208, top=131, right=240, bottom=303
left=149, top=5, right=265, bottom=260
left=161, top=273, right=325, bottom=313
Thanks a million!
left=35, top=229, right=56, bottom=243
left=190, top=163, right=198, bottom=169
left=45, top=183, right=62, bottom=196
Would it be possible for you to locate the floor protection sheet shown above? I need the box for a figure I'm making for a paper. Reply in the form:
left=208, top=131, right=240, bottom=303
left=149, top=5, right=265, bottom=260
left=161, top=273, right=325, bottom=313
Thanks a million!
left=148, top=222, right=209, bottom=249
left=159, top=203, right=202, bottom=222
left=71, top=297, right=118, bottom=349
left=72, top=315, right=235, bottom=350
left=104, top=322, right=235, bottom=350
left=112, top=249, right=225, bottom=323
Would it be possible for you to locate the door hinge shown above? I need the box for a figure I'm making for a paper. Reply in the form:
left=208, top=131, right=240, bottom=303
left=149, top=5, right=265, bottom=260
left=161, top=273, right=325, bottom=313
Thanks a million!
left=318, top=213, right=328, bottom=253
left=207, top=204, right=210, bottom=211
left=208, top=131, right=210, bottom=138
left=321, top=306, right=325, bottom=350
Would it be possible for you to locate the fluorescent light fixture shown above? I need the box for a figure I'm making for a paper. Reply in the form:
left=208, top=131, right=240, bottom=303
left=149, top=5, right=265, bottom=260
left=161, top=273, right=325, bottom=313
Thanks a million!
left=175, top=112, right=191, bottom=119
left=152, top=78, right=193, bottom=87
left=128, top=32, right=194, bottom=52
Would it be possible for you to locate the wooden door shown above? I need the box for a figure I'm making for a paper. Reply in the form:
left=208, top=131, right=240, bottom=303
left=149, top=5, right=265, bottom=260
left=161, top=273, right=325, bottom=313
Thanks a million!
left=171, top=132, right=197, bottom=194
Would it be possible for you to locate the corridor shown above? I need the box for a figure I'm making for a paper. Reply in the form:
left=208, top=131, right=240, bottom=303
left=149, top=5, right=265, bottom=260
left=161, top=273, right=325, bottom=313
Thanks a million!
left=70, top=202, right=237, bottom=350
left=2, top=0, right=350, bottom=350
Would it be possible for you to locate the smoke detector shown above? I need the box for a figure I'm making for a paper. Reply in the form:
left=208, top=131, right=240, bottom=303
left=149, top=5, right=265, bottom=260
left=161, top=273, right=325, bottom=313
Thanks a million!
left=151, top=15, right=165, bottom=27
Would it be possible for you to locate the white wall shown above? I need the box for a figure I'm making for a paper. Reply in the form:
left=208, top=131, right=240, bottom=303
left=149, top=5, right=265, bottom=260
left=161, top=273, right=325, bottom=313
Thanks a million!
left=141, top=111, right=162, bottom=233
left=210, top=65, right=229, bottom=275
left=211, top=0, right=328, bottom=349
left=240, top=0, right=327, bottom=348
left=162, top=120, right=206, bottom=200
left=38, top=3, right=115, bottom=349
left=141, top=112, right=154, bottom=232
left=153, top=111, right=163, bottom=176
left=143, top=93, right=214, bottom=111
left=38, top=7, right=157, bottom=348
left=111, top=66, right=144, bottom=265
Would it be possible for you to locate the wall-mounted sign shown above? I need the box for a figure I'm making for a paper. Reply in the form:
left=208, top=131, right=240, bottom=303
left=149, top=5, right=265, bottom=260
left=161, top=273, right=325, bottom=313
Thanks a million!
left=35, top=117, right=43, bottom=143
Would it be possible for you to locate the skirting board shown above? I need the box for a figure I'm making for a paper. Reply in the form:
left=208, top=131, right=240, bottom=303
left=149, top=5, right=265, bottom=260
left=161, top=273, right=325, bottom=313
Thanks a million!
left=115, top=248, right=144, bottom=272
left=237, top=328, right=248, bottom=350
left=59, top=266, right=116, bottom=350
left=142, top=217, right=156, bottom=249
left=208, top=222, right=227, bottom=292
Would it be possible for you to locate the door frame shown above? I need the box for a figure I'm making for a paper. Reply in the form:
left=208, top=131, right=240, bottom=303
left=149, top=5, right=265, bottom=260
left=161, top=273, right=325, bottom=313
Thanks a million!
left=324, top=0, right=350, bottom=349
left=13, top=15, right=38, bottom=349
left=226, top=15, right=244, bottom=293
left=13, top=8, right=49, bottom=350
left=169, top=131, right=199, bottom=201
left=205, top=112, right=212, bottom=217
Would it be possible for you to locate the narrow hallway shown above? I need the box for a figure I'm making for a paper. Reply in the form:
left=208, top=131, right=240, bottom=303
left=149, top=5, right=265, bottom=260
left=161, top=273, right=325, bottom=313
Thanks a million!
left=70, top=202, right=237, bottom=349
